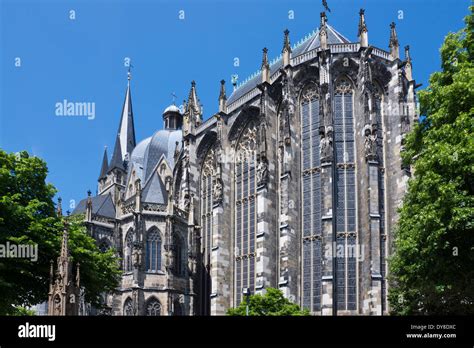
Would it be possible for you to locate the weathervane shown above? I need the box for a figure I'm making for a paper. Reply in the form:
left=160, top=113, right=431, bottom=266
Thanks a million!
left=322, top=0, right=331, bottom=13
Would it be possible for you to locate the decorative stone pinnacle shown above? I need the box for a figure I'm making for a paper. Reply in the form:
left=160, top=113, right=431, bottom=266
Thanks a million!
left=262, top=47, right=269, bottom=67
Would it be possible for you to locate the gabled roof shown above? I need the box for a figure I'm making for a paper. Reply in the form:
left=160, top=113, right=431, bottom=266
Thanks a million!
left=227, top=24, right=350, bottom=105
left=142, top=171, right=167, bottom=204
left=72, top=193, right=116, bottom=219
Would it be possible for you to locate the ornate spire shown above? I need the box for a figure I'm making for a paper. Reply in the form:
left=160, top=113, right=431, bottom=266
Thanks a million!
left=405, top=45, right=411, bottom=63
left=389, top=22, right=399, bottom=59
left=185, top=81, right=202, bottom=125
left=218, top=80, right=227, bottom=113
left=404, top=45, right=413, bottom=81
left=86, top=190, right=92, bottom=222
left=98, top=146, right=108, bottom=180
left=116, top=71, right=136, bottom=162
left=358, top=9, right=368, bottom=47
left=319, top=12, right=328, bottom=50
left=60, top=221, right=70, bottom=260
left=261, top=48, right=270, bottom=84
left=57, top=197, right=63, bottom=217
left=282, top=29, right=292, bottom=66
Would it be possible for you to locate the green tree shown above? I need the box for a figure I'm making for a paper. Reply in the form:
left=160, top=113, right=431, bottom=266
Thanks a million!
left=389, top=6, right=474, bottom=315
left=0, top=150, right=120, bottom=315
left=227, top=288, right=310, bottom=316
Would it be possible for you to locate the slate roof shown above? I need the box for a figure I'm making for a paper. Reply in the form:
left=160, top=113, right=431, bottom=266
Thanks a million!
left=142, top=171, right=168, bottom=204
left=227, top=24, right=350, bottom=105
left=143, top=129, right=182, bottom=181
left=72, top=193, right=115, bottom=219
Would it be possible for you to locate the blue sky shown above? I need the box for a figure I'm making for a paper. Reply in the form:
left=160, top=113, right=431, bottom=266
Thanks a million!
left=0, top=0, right=470, bottom=210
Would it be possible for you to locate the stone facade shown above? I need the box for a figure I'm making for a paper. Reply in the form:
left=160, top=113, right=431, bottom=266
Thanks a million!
left=72, top=9, right=417, bottom=316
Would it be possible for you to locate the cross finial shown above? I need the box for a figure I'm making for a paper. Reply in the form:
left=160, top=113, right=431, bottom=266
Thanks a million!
left=171, top=92, right=177, bottom=105
left=127, top=64, right=134, bottom=82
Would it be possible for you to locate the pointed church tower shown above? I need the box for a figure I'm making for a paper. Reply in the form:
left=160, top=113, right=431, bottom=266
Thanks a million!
left=99, top=72, right=135, bottom=199
left=117, top=70, right=136, bottom=163
left=48, top=221, right=80, bottom=316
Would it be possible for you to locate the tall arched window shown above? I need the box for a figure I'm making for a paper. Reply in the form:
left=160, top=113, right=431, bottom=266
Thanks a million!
left=334, top=77, right=357, bottom=311
left=300, top=84, right=323, bottom=312
left=124, top=229, right=133, bottom=272
left=234, top=122, right=258, bottom=305
left=374, top=87, right=387, bottom=312
left=123, top=298, right=133, bottom=316
left=146, top=228, right=162, bottom=272
left=201, top=147, right=216, bottom=264
left=146, top=298, right=161, bottom=316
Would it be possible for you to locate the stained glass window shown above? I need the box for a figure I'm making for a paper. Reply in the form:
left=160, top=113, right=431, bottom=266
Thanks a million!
left=234, top=122, right=258, bottom=305
left=334, top=78, right=356, bottom=311
left=146, top=228, right=162, bottom=271
left=146, top=298, right=161, bottom=316
left=300, top=85, right=322, bottom=312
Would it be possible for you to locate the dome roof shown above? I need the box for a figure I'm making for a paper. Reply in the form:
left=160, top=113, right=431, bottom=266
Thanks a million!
left=143, top=129, right=182, bottom=181
left=130, top=136, right=152, bottom=167
left=163, top=104, right=181, bottom=114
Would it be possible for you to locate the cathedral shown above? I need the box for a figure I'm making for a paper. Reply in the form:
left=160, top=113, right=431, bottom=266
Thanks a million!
left=71, top=9, right=418, bottom=316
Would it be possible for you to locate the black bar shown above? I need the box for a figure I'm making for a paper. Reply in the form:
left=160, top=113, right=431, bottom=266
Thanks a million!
left=0, top=316, right=472, bottom=346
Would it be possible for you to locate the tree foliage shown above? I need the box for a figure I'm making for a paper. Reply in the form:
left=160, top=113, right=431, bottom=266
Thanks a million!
left=389, top=6, right=474, bottom=315
left=227, top=288, right=310, bottom=316
left=0, top=150, right=120, bottom=314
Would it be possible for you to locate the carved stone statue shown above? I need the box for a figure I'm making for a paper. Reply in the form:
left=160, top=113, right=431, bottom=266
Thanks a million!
left=213, top=177, right=223, bottom=203
left=132, top=247, right=139, bottom=268
left=167, top=245, right=176, bottom=271
left=54, top=295, right=61, bottom=315
left=183, top=193, right=191, bottom=211
left=256, top=157, right=268, bottom=186
left=320, top=126, right=333, bottom=163
left=364, top=124, right=377, bottom=161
